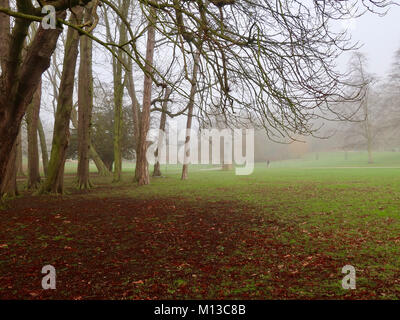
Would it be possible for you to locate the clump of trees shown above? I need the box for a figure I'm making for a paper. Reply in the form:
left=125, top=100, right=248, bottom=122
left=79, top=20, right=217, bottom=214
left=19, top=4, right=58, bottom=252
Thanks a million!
left=0, top=0, right=396, bottom=198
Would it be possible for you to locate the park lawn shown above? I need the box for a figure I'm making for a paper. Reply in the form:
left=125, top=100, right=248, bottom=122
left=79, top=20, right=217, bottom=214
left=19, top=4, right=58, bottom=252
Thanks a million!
left=1, top=159, right=400, bottom=299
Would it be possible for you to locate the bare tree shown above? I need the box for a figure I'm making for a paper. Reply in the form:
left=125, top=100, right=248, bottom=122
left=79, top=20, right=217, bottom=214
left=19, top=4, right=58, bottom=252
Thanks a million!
left=181, top=51, right=200, bottom=180
left=26, top=81, right=42, bottom=189
left=40, top=7, right=84, bottom=194
left=153, top=87, right=171, bottom=177
left=77, top=5, right=94, bottom=190
left=135, top=7, right=156, bottom=186
left=37, top=117, right=49, bottom=176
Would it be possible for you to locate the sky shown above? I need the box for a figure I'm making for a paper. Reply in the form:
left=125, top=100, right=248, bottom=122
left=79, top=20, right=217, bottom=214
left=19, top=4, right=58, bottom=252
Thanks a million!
left=337, top=4, right=400, bottom=79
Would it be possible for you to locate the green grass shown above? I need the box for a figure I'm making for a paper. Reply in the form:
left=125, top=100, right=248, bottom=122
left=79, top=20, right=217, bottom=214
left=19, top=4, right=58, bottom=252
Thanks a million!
left=10, top=151, right=400, bottom=299
left=271, top=151, right=400, bottom=168
left=77, top=153, right=400, bottom=297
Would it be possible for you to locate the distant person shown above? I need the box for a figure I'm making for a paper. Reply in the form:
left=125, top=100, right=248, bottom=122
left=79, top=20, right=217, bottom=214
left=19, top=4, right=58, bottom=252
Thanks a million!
left=267, top=160, right=270, bottom=167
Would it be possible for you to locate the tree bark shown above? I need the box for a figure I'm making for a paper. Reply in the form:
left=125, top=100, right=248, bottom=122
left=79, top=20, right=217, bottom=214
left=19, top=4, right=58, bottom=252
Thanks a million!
left=0, top=138, right=18, bottom=198
left=71, top=106, right=111, bottom=176
left=0, top=0, right=10, bottom=73
left=0, top=10, right=66, bottom=197
left=135, top=8, right=156, bottom=186
left=16, top=129, right=25, bottom=177
left=112, top=57, right=124, bottom=182
left=111, top=0, right=130, bottom=183
left=26, top=81, right=42, bottom=189
left=38, top=117, right=49, bottom=176
left=40, top=8, right=84, bottom=194
left=125, top=57, right=141, bottom=154
left=77, top=6, right=94, bottom=190
left=0, top=0, right=17, bottom=198
left=181, top=52, right=200, bottom=180
left=153, top=88, right=171, bottom=177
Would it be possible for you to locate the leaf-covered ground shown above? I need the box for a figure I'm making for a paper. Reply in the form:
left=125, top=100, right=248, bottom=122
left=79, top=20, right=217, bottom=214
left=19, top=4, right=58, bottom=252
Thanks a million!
left=1, top=164, right=400, bottom=299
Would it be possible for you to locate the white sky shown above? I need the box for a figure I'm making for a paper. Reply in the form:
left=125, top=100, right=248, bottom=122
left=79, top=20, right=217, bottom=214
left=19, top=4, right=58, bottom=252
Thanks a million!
left=337, top=4, right=400, bottom=78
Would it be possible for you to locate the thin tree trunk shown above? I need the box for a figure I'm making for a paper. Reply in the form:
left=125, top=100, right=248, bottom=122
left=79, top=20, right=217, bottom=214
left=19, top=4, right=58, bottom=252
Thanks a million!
left=135, top=8, right=156, bottom=186
left=112, top=60, right=124, bottom=183
left=26, top=82, right=42, bottom=189
left=153, top=88, right=171, bottom=177
left=367, top=141, right=373, bottom=163
left=365, top=102, right=373, bottom=164
left=181, top=52, right=200, bottom=180
left=77, top=6, right=94, bottom=190
left=89, top=144, right=111, bottom=176
left=125, top=57, right=141, bottom=153
left=16, top=129, right=25, bottom=177
left=40, top=8, right=84, bottom=194
left=71, top=106, right=110, bottom=176
left=38, top=117, right=49, bottom=176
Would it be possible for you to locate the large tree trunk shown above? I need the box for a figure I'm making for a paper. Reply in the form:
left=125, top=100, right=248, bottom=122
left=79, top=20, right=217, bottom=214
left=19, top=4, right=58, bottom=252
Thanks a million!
left=135, top=8, right=156, bottom=186
left=0, top=0, right=10, bottom=73
left=26, top=82, right=42, bottom=189
left=0, top=9, right=66, bottom=197
left=0, top=138, right=18, bottom=198
left=181, top=52, right=200, bottom=180
left=38, top=117, right=49, bottom=176
left=40, top=8, right=84, bottom=194
left=0, top=0, right=17, bottom=198
left=77, top=6, right=94, bottom=190
left=153, top=88, right=171, bottom=177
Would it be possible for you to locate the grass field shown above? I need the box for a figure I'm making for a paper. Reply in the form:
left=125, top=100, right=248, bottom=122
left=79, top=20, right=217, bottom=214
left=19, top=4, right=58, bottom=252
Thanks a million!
left=2, top=151, right=400, bottom=299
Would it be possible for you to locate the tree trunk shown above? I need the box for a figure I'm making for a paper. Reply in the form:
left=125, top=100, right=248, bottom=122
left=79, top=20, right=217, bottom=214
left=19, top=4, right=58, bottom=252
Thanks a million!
left=71, top=106, right=111, bottom=176
left=111, top=2, right=129, bottom=183
left=26, top=82, right=42, bottom=189
left=77, top=6, right=94, bottom=190
left=181, top=52, right=200, bottom=180
left=0, top=10, right=66, bottom=197
left=38, top=117, right=49, bottom=176
left=89, top=144, right=110, bottom=176
left=16, top=129, right=25, bottom=177
left=125, top=57, right=141, bottom=155
left=40, top=8, right=84, bottom=194
left=221, top=164, right=233, bottom=171
left=365, top=106, right=373, bottom=164
left=112, top=60, right=124, bottom=182
left=153, top=88, right=171, bottom=177
left=367, top=139, right=373, bottom=164
left=0, top=0, right=17, bottom=198
left=135, top=8, right=156, bottom=186
left=0, top=0, right=10, bottom=73
left=0, top=138, right=18, bottom=198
